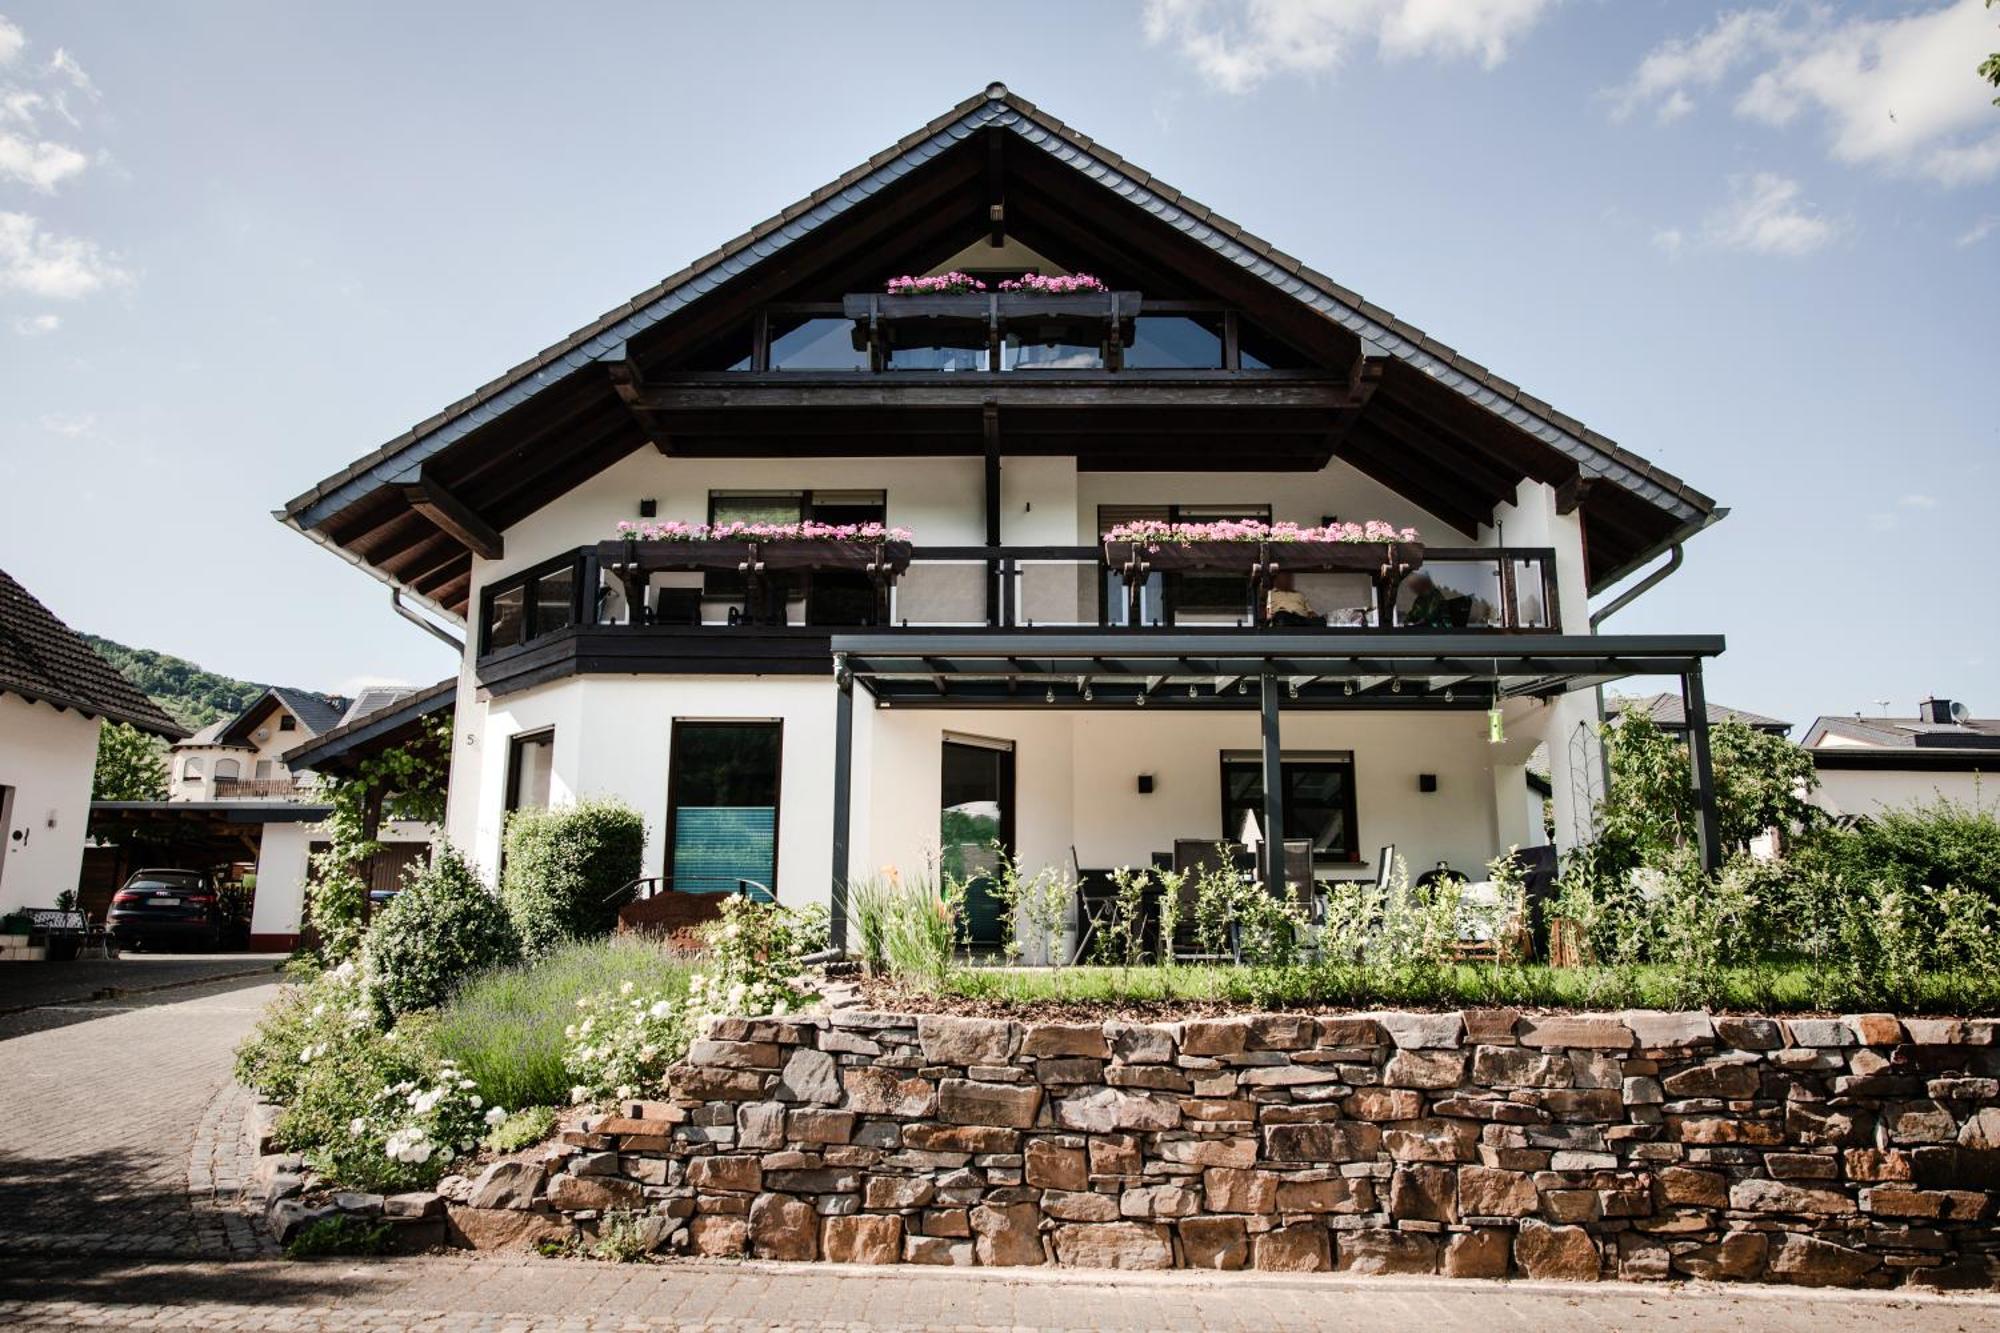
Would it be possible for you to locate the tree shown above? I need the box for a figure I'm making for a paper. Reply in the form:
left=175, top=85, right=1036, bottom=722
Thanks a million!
left=92, top=722, right=167, bottom=801
left=1597, top=709, right=1820, bottom=864
left=304, top=713, right=452, bottom=962
left=1985, top=1, right=1999, bottom=106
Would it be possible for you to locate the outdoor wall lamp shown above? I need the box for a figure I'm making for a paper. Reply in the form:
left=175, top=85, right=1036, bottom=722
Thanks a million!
left=1137, top=774, right=1155, bottom=795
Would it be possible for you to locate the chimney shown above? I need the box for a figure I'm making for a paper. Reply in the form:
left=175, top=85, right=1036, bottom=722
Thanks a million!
left=1918, top=697, right=1957, bottom=724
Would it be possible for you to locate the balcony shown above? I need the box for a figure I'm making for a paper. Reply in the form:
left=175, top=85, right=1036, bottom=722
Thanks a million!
left=211, top=776, right=306, bottom=800
left=473, top=541, right=1561, bottom=697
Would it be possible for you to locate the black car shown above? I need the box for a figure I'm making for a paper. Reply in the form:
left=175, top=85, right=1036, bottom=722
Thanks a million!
left=107, top=869, right=224, bottom=951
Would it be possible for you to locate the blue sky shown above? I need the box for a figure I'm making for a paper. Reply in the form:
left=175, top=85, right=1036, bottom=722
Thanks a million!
left=0, top=1, right=1994, bottom=729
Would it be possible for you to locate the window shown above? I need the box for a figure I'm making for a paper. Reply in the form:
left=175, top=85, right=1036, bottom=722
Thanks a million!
left=480, top=553, right=585, bottom=655
left=768, top=316, right=869, bottom=372
left=214, top=758, right=241, bottom=782
left=255, top=760, right=277, bottom=781
left=506, top=730, right=555, bottom=813
left=1098, top=503, right=1272, bottom=627
left=706, top=491, right=889, bottom=625
left=181, top=757, right=204, bottom=781
left=1127, top=315, right=1224, bottom=370
left=668, top=721, right=781, bottom=898
left=279, top=715, right=297, bottom=732
left=1220, top=752, right=1357, bottom=864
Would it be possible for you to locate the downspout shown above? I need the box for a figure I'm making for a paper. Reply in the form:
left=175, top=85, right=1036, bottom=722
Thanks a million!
left=393, top=588, right=466, bottom=653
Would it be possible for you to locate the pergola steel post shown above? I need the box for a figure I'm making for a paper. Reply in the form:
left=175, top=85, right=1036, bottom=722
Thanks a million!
left=830, top=654, right=855, bottom=952
left=1259, top=672, right=1284, bottom=893
left=1681, top=664, right=1722, bottom=873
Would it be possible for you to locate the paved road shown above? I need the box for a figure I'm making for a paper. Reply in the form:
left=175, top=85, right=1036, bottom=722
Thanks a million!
left=0, top=952, right=285, bottom=1036
left=3, top=975, right=1999, bottom=1331
left=3, top=1255, right=1999, bottom=1331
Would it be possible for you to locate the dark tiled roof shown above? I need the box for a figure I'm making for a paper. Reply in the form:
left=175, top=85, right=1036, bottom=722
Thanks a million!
left=0, top=569, right=185, bottom=738
left=216, top=686, right=350, bottom=746
left=282, top=677, right=455, bottom=775
left=1609, top=692, right=1790, bottom=734
left=1803, top=715, right=2000, bottom=751
left=281, top=83, right=1716, bottom=539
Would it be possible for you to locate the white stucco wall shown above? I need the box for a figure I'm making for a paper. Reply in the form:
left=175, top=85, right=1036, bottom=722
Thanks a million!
left=1810, top=768, right=1996, bottom=821
left=0, top=693, right=103, bottom=914
left=250, top=817, right=437, bottom=941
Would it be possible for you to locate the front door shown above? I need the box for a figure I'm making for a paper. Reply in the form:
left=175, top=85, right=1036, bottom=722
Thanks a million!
left=940, top=737, right=1015, bottom=949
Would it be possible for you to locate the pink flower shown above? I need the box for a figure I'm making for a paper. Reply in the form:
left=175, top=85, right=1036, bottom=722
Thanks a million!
left=1102, top=519, right=1419, bottom=547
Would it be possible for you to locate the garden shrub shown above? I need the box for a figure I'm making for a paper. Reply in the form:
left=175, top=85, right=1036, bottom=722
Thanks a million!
left=565, top=981, right=693, bottom=1103
left=500, top=797, right=647, bottom=957
left=234, top=959, right=379, bottom=1104
left=1825, top=794, right=2000, bottom=903
left=483, top=1105, right=559, bottom=1153
left=433, top=934, right=696, bottom=1111
left=688, top=895, right=820, bottom=1019
left=365, top=845, right=521, bottom=1019
left=284, top=1214, right=394, bottom=1259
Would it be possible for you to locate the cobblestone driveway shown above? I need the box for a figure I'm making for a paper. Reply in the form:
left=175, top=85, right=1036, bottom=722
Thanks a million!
left=0, top=973, right=280, bottom=1259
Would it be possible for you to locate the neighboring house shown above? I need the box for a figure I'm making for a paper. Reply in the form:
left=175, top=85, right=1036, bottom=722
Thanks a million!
left=1608, top=692, right=1791, bottom=738
left=277, top=85, right=1728, bottom=950
left=90, top=683, right=442, bottom=949
left=1802, top=698, right=1999, bottom=820
left=168, top=686, right=348, bottom=801
left=1, top=568, right=184, bottom=914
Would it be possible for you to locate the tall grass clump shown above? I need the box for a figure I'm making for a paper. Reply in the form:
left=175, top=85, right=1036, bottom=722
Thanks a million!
left=433, top=935, right=696, bottom=1110
left=845, top=869, right=962, bottom=990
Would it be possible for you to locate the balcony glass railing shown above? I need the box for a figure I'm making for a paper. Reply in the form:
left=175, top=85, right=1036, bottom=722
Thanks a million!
left=476, top=545, right=1561, bottom=659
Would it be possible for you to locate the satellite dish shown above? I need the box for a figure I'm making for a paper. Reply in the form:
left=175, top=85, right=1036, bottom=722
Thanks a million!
left=1951, top=701, right=1972, bottom=725
left=254, top=727, right=270, bottom=741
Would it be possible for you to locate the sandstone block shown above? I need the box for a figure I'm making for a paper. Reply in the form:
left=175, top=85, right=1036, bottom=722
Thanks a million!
left=1860, top=1187, right=1987, bottom=1221
left=1672, top=1230, right=1767, bottom=1281
left=822, top=1213, right=902, bottom=1264
left=1388, top=1165, right=1457, bottom=1223
left=1472, top=1046, right=1571, bottom=1088
left=776, top=1046, right=841, bottom=1105
left=1345, top=1088, right=1426, bottom=1121
left=841, top=1067, right=937, bottom=1118
left=1089, top=1135, right=1143, bottom=1178
left=1056, top=1086, right=1181, bottom=1132
left=1276, top=1175, right=1373, bottom=1214
left=1246, top=1013, right=1316, bottom=1049
left=1728, top=1179, right=1856, bottom=1215
left=467, top=1160, right=542, bottom=1211
left=1444, top=1228, right=1511, bottom=1278
left=1658, top=1166, right=1728, bottom=1208
left=1042, top=1190, right=1120, bottom=1222
left=1519, top=1015, right=1633, bottom=1050
left=1457, top=1165, right=1539, bottom=1217
left=863, top=1175, right=935, bottom=1210
left=1625, top=1011, right=1715, bottom=1050
left=1616, top=1232, right=1672, bottom=1282
left=1335, top=1229, right=1435, bottom=1274
left=749, top=1192, right=819, bottom=1261
left=1020, top=1023, right=1110, bottom=1058
left=547, top=1173, right=641, bottom=1212
left=905, top=1235, right=976, bottom=1265
left=917, top=1015, right=1018, bottom=1065
left=786, top=1108, right=856, bottom=1145
left=1384, top=1049, right=1466, bottom=1089
left=1783, top=1018, right=1855, bottom=1048
left=1514, top=1219, right=1599, bottom=1280
left=736, top=1101, right=787, bottom=1149
left=1461, top=1009, right=1521, bottom=1046
left=1179, top=1215, right=1250, bottom=1269
left=687, top=1155, right=763, bottom=1193
left=1257, top=1223, right=1334, bottom=1272
left=1180, top=1018, right=1251, bottom=1056
left=1264, top=1121, right=1381, bottom=1163
left=688, top=1038, right=784, bottom=1070
left=1317, top=1016, right=1387, bottom=1047
left=939, top=1078, right=1042, bottom=1130
left=1054, top=1221, right=1175, bottom=1269
left=1204, top=1166, right=1280, bottom=1213
left=687, top=1214, right=748, bottom=1257
left=1377, top=1011, right=1464, bottom=1049
left=970, top=1201, right=1046, bottom=1266
left=1766, top=1234, right=1880, bottom=1287
left=901, top=1123, right=1017, bottom=1154
left=1153, top=1136, right=1257, bottom=1169
left=1106, top=1021, right=1177, bottom=1064
left=1025, top=1139, right=1088, bottom=1191
left=1120, top=1184, right=1200, bottom=1219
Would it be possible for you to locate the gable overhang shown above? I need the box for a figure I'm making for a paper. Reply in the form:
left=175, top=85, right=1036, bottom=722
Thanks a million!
left=281, top=85, right=1719, bottom=615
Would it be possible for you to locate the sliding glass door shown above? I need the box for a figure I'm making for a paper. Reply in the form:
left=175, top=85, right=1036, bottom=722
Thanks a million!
left=668, top=721, right=781, bottom=900
left=941, top=736, right=1015, bottom=949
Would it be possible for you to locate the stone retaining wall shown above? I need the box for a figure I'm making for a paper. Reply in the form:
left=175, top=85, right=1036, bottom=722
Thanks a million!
left=500, top=1007, right=2000, bottom=1287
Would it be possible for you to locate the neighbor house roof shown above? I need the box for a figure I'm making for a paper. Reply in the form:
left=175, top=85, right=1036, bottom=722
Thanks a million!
left=279, top=83, right=1720, bottom=618
left=0, top=568, right=185, bottom=738
left=1610, top=692, right=1790, bottom=735
left=1802, top=714, right=2000, bottom=751
left=282, top=677, right=456, bottom=779
left=214, top=685, right=350, bottom=747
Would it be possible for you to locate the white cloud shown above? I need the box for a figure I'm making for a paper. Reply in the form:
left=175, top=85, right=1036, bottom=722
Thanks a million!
left=38, top=410, right=94, bottom=437
left=1959, top=215, right=1999, bottom=247
left=1613, top=1, right=2000, bottom=186
left=0, top=211, right=129, bottom=298
left=1898, top=494, right=1940, bottom=509
left=11, top=311, right=58, bottom=335
left=1703, top=172, right=1836, bottom=255
left=1143, top=0, right=1558, bottom=93
left=1865, top=511, right=1899, bottom=533
left=0, top=127, right=87, bottom=191
left=1651, top=226, right=1686, bottom=256
left=0, top=16, right=23, bottom=66
left=45, top=47, right=93, bottom=97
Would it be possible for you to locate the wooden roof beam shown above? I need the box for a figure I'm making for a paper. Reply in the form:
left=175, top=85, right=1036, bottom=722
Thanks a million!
left=986, top=127, right=1006, bottom=247
left=400, top=472, right=503, bottom=560
left=604, top=352, right=675, bottom=454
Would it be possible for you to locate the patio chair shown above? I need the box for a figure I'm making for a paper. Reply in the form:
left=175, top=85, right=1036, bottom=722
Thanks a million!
left=1170, top=840, right=1245, bottom=963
